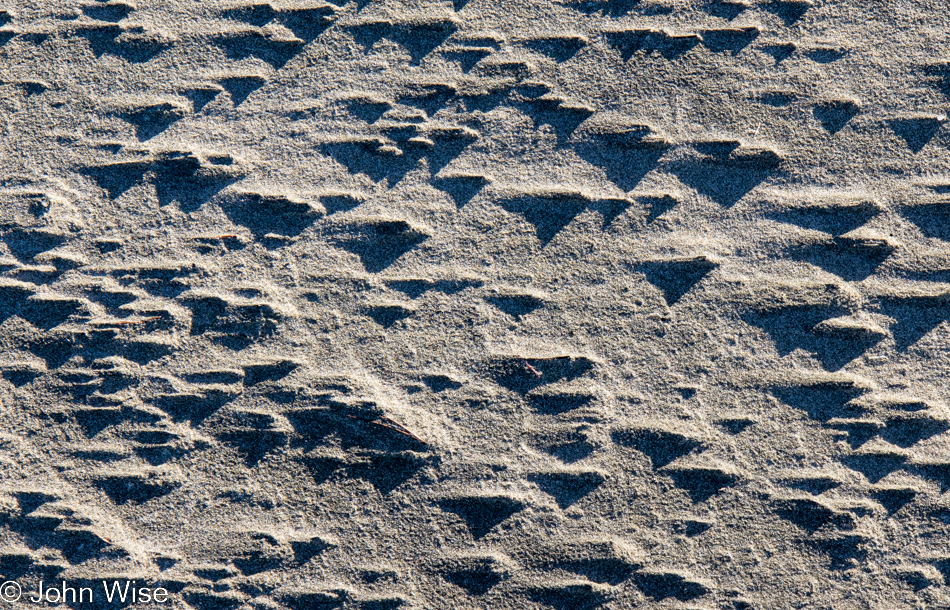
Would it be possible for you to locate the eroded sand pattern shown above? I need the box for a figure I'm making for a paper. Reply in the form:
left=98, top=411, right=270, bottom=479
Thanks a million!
left=1, top=1, right=950, bottom=608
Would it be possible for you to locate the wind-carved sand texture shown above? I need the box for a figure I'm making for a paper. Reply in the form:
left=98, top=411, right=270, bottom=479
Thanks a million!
left=0, top=0, right=950, bottom=608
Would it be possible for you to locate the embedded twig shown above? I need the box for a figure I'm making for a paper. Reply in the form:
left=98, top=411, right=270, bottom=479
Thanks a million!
left=347, top=414, right=428, bottom=445
left=521, top=358, right=542, bottom=377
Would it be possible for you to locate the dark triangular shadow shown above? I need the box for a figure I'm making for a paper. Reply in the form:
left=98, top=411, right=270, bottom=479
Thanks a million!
left=340, top=414, right=428, bottom=453
left=110, top=262, right=202, bottom=298
left=120, top=105, right=185, bottom=141
left=350, top=451, right=429, bottom=494
left=2, top=228, right=68, bottom=260
left=81, top=161, right=152, bottom=198
left=539, top=433, right=594, bottom=464
left=588, top=196, right=632, bottom=228
left=717, top=418, right=754, bottom=434
left=879, top=415, right=949, bottom=448
left=154, top=171, right=242, bottom=212
left=152, top=390, right=234, bottom=425
left=15, top=79, right=50, bottom=96
left=763, top=0, right=814, bottom=24
left=812, top=535, right=871, bottom=570
left=326, top=0, right=370, bottom=7
left=813, top=101, right=860, bottom=133
left=212, top=33, right=305, bottom=69
left=900, top=203, right=950, bottom=240
left=486, top=294, right=543, bottom=318
left=441, top=47, right=493, bottom=72
left=280, top=6, right=338, bottom=41
left=328, top=218, right=429, bottom=273
left=530, top=583, right=610, bottom=610
left=757, top=89, right=797, bottom=105
left=786, top=239, right=893, bottom=282
left=519, top=99, right=593, bottom=142
left=94, top=473, right=180, bottom=505
left=426, top=133, right=478, bottom=176
left=538, top=550, right=638, bottom=585
left=762, top=43, right=796, bottom=63
left=523, top=36, right=588, bottom=62
left=911, top=463, right=950, bottom=492
left=341, top=97, right=391, bottom=123
left=216, top=427, right=288, bottom=466
left=220, top=4, right=278, bottom=26
left=421, top=374, right=463, bottom=392
left=302, top=457, right=344, bottom=486
left=459, top=88, right=512, bottom=112
left=285, top=407, right=338, bottom=446
left=887, top=117, right=945, bottom=153
left=780, top=475, right=841, bottom=495
left=73, top=405, right=148, bottom=436
left=771, top=382, right=866, bottom=422
left=925, top=64, right=950, bottom=98
left=637, top=193, right=678, bottom=222
left=219, top=191, right=323, bottom=237
left=182, top=85, right=223, bottom=111
left=830, top=419, right=882, bottom=449
left=75, top=26, right=171, bottom=63
left=391, top=23, right=459, bottom=65
left=528, top=391, right=594, bottom=414
left=871, top=487, right=917, bottom=514
left=83, top=2, right=136, bottom=21
left=611, top=427, right=702, bottom=468
left=529, top=471, right=605, bottom=508
left=804, top=47, right=848, bottom=63
left=288, top=535, right=333, bottom=565
left=633, top=572, right=709, bottom=601
left=671, top=158, right=774, bottom=208
left=365, top=303, right=414, bottom=327
left=636, top=257, right=718, bottom=305
left=385, top=279, right=436, bottom=298
left=431, top=174, right=490, bottom=206
left=744, top=305, right=882, bottom=371
left=439, top=495, right=525, bottom=539
left=704, top=0, right=748, bottom=19
left=218, top=75, right=269, bottom=106
left=772, top=497, right=850, bottom=533
left=700, top=27, right=759, bottom=54
left=664, top=466, right=737, bottom=502
left=484, top=355, right=597, bottom=394
left=17, top=297, right=82, bottom=329
left=875, top=295, right=950, bottom=351
left=321, top=140, right=421, bottom=184
left=565, top=0, right=641, bottom=17
left=494, top=193, right=588, bottom=245
left=347, top=20, right=391, bottom=51
left=396, top=83, right=456, bottom=115
left=808, top=534, right=869, bottom=570
left=1, top=367, right=42, bottom=386
left=768, top=206, right=881, bottom=236
left=442, top=567, right=503, bottom=596
left=320, top=192, right=364, bottom=215
left=840, top=453, right=908, bottom=484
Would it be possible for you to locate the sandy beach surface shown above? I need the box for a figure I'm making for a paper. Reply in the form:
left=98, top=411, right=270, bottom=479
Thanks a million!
left=1, top=1, right=950, bottom=608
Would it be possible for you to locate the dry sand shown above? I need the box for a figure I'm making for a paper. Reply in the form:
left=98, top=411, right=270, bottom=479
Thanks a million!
left=1, top=0, right=950, bottom=608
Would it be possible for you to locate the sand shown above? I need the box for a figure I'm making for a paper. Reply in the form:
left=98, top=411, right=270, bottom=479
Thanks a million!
left=1, top=0, right=949, bottom=608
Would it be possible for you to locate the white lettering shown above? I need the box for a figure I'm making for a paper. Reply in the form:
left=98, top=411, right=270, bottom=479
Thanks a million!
left=103, top=580, right=132, bottom=603
left=154, top=587, right=169, bottom=603
left=28, top=581, right=44, bottom=603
